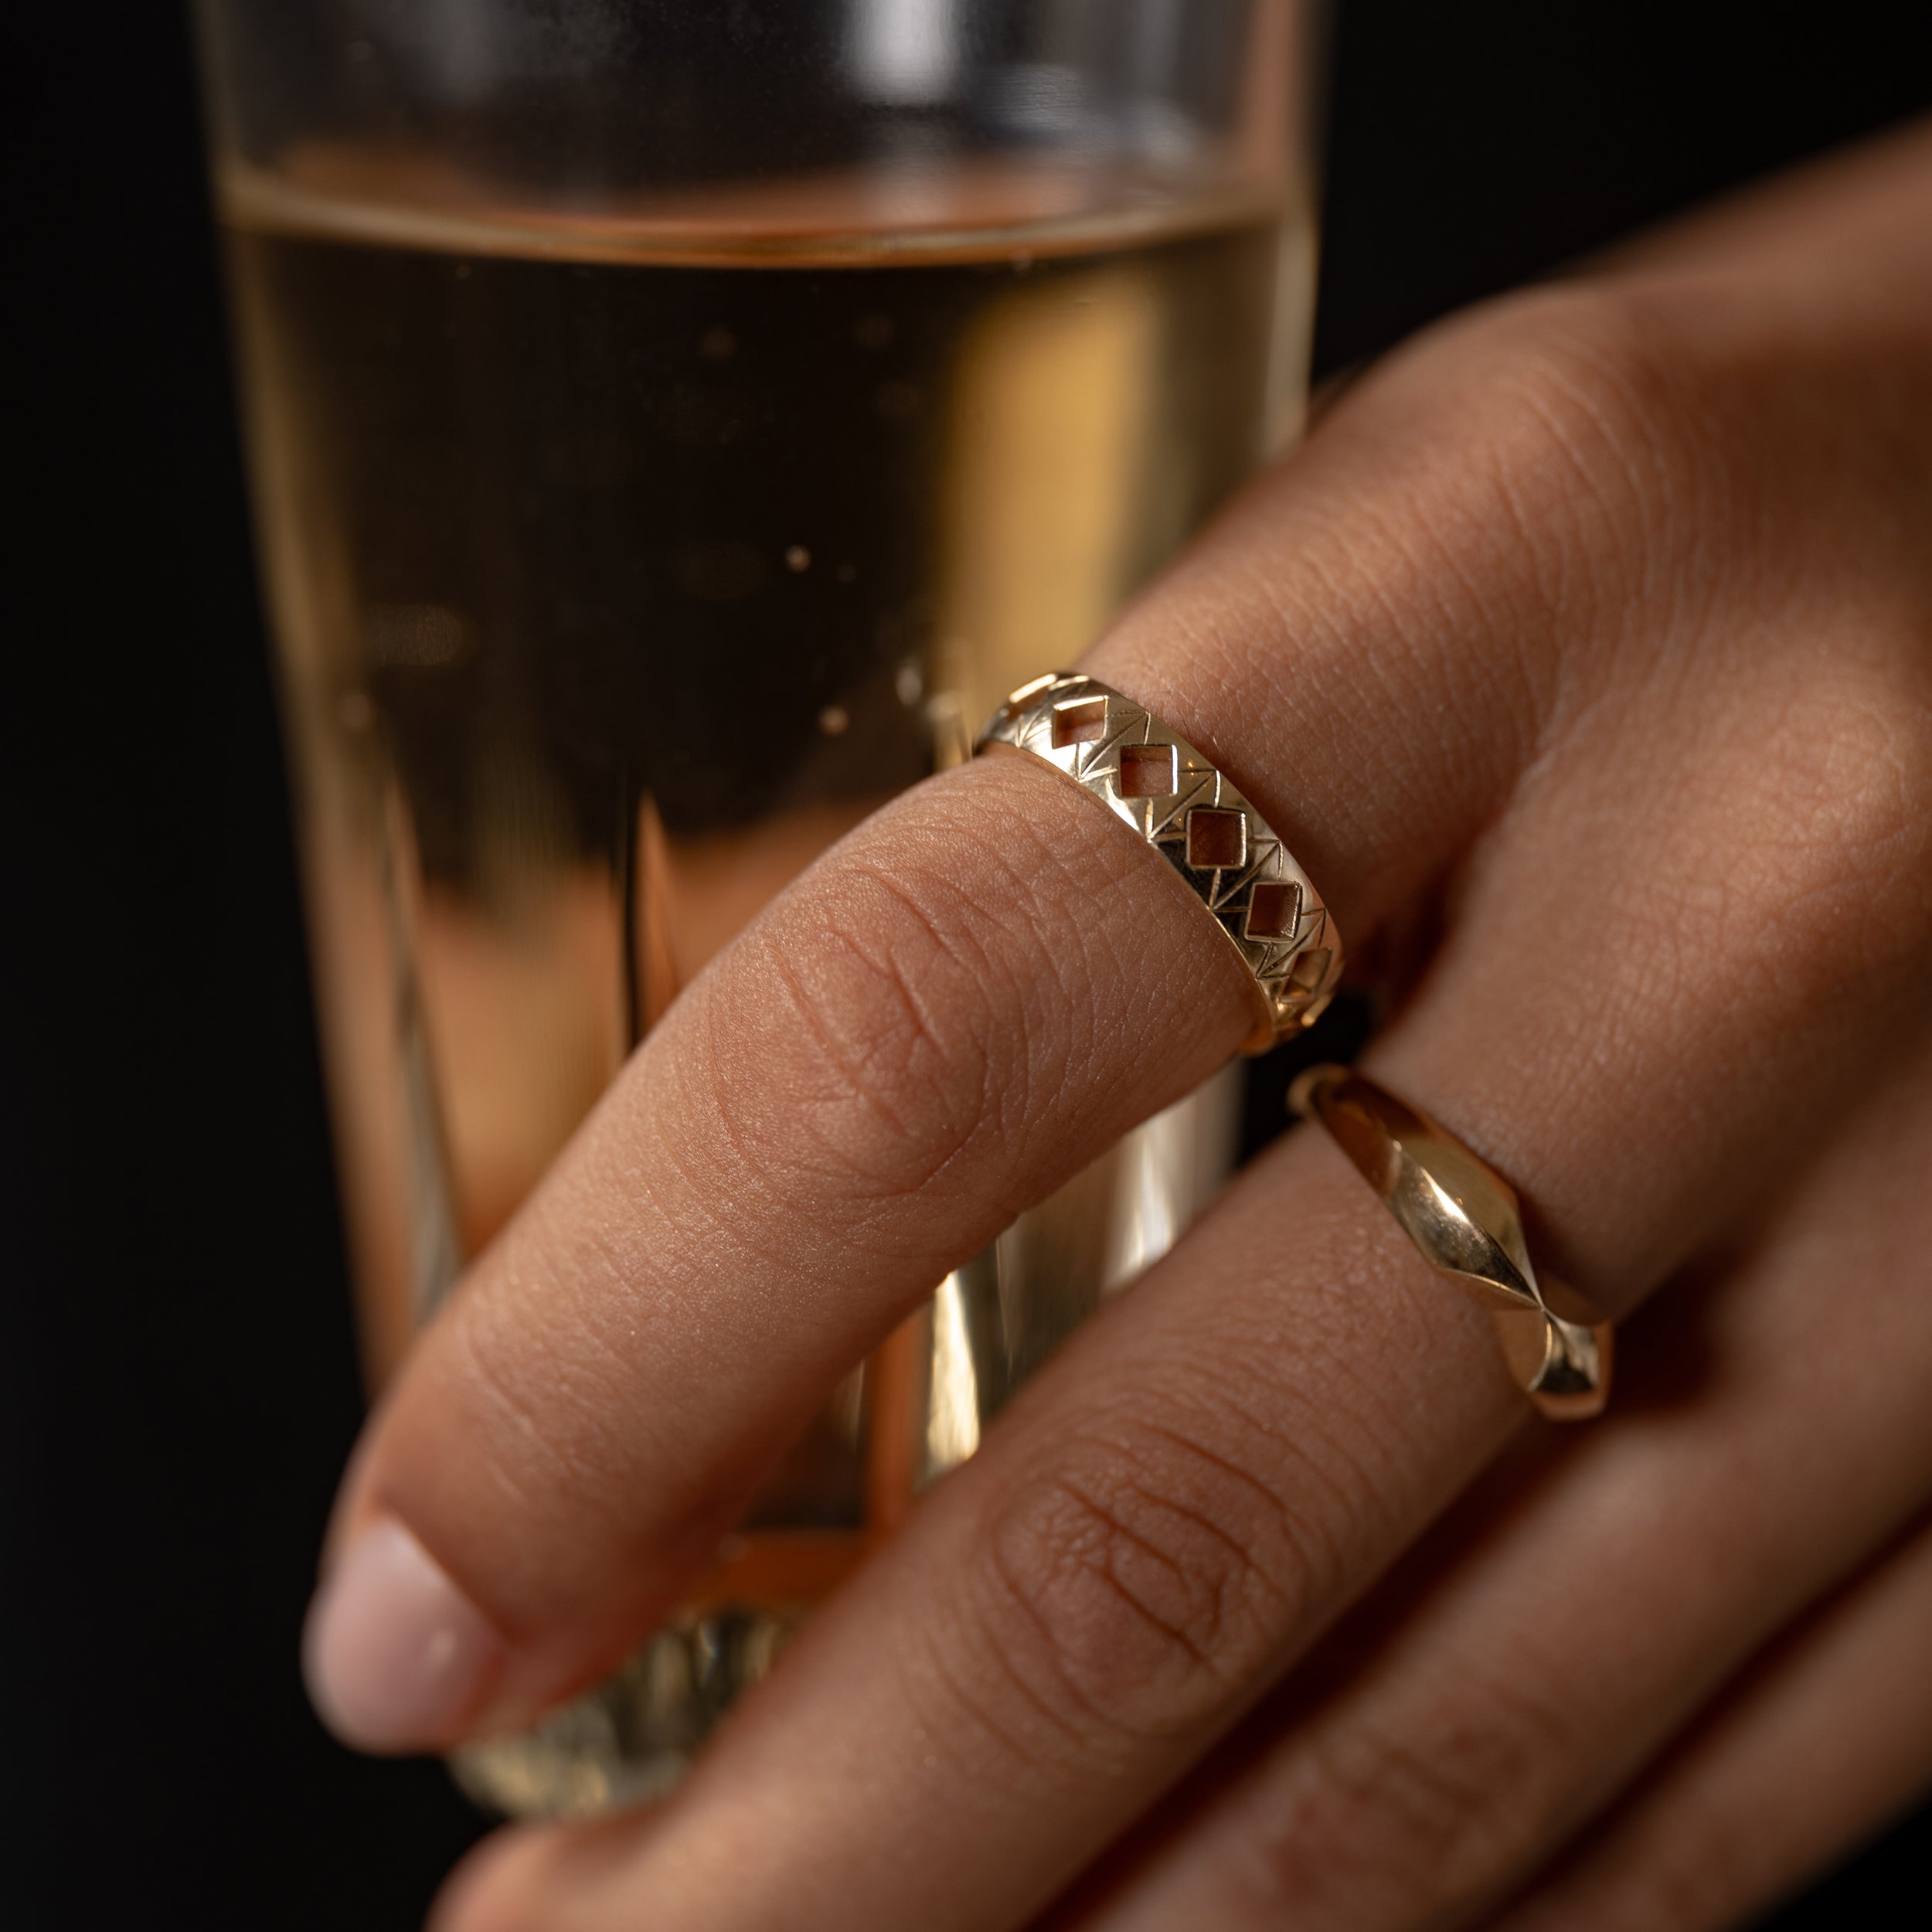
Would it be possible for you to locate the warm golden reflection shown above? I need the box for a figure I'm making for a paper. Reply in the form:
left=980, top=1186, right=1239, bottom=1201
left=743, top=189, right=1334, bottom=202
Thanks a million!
left=925, top=1272, right=985, bottom=1473
left=935, top=265, right=1158, bottom=730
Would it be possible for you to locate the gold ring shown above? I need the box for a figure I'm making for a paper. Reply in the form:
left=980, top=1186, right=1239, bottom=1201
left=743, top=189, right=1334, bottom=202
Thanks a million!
left=975, top=673, right=1343, bottom=1054
left=1290, top=1066, right=1614, bottom=1420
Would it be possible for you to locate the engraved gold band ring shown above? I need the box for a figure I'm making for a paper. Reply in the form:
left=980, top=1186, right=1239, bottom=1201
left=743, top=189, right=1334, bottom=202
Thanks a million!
left=1291, top=1066, right=1614, bottom=1420
left=977, top=675, right=1608, bottom=1417
left=976, top=673, right=1345, bottom=1055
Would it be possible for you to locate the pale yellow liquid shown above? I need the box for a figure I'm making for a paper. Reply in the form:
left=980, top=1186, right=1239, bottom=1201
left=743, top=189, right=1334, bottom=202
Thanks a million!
left=221, top=160, right=1311, bottom=1815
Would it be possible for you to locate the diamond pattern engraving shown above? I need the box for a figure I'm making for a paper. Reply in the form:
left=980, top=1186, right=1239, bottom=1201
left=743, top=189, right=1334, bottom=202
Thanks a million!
left=978, top=673, right=1343, bottom=1049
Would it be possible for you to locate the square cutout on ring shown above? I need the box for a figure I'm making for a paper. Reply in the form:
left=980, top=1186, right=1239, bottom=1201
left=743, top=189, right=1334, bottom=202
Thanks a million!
left=1118, top=743, right=1179, bottom=798
left=1185, top=807, right=1247, bottom=872
left=1244, top=879, right=1302, bottom=940
left=1051, top=697, right=1110, bottom=748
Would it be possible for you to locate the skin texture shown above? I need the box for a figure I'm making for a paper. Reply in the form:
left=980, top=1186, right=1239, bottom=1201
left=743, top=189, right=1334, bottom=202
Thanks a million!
left=308, top=122, right=1932, bottom=1931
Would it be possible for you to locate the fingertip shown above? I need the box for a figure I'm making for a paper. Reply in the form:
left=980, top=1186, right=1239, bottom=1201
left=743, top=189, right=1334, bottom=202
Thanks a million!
left=302, top=1515, right=509, bottom=1753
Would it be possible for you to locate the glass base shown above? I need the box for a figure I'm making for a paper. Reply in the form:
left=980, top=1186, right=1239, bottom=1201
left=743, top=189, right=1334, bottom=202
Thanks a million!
left=448, top=1602, right=804, bottom=1820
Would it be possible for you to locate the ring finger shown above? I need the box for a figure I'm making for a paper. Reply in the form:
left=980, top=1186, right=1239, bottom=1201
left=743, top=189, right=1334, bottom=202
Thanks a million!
left=1065, top=1037, right=1932, bottom=1932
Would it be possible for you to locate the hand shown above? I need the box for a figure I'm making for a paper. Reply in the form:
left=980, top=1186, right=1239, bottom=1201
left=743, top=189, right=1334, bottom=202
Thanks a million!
left=304, top=124, right=1932, bottom=1932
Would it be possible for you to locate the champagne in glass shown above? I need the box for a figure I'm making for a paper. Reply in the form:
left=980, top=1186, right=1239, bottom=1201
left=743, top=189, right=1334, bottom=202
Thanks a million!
left=198, top=0, right=1321, bottom=1817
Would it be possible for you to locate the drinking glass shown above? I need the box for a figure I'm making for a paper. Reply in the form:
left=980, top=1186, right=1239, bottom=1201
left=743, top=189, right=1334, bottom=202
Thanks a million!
left=193, top=0, right=1324, bottom=1819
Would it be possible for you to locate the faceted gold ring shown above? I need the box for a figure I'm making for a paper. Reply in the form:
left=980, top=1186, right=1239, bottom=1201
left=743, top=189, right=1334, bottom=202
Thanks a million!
left=1290, top=1066, right=1614, bottom=1420
left=975, top=673, right=1343, bottom=1054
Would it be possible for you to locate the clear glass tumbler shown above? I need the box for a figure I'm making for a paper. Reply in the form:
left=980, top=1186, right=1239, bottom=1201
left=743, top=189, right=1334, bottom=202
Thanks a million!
left=193, top=0, right=1324, bottom=1818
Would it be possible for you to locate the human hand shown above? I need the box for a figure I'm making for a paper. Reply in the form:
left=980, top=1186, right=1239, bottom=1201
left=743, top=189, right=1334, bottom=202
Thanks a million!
left=306, top=124, right=1932, bottom=1932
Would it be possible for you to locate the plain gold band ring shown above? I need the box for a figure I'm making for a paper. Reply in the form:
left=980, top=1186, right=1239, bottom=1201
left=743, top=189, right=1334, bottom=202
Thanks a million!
left=1290, top=1064, right=1614, bottom=1420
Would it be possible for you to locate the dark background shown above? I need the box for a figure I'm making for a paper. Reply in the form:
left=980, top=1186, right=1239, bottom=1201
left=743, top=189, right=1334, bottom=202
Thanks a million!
left=5, top=4, right=1929, bottom=1926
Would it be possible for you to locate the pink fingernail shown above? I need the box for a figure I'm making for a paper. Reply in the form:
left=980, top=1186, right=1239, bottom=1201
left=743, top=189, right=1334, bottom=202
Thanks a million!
left=302, top=1516, right=506, bottom=1752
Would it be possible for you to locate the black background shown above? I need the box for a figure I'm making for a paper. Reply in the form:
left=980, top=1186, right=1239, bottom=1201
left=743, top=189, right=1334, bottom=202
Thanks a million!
left=5, top=4, right=1929, bottom=1927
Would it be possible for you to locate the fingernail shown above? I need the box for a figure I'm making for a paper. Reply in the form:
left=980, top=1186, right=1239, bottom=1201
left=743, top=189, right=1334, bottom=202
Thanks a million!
left=302, top=1515, right=507, bottom=1752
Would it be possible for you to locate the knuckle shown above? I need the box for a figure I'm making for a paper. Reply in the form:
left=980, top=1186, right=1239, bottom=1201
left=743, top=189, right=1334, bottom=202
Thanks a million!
left=1655, top=649, right=1932, bottom=1010
left=1228, top=1667, right=1577, bottom=1922
left=1299, top=283, right=1722, bottom=753
left=439, top=1295, right=589, bottom=1496
left=686, top=758, right=1210, bottom=1240
left=715, top=840, right=1027, bottom=1217
left=384, top=1287, right=635, bottom=1606
left=962, top=1378, right=1342, bottom=1750
left=1495, top=285, right=1698, bottom=485
left=1435, top=283, right=1713, bottom=583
